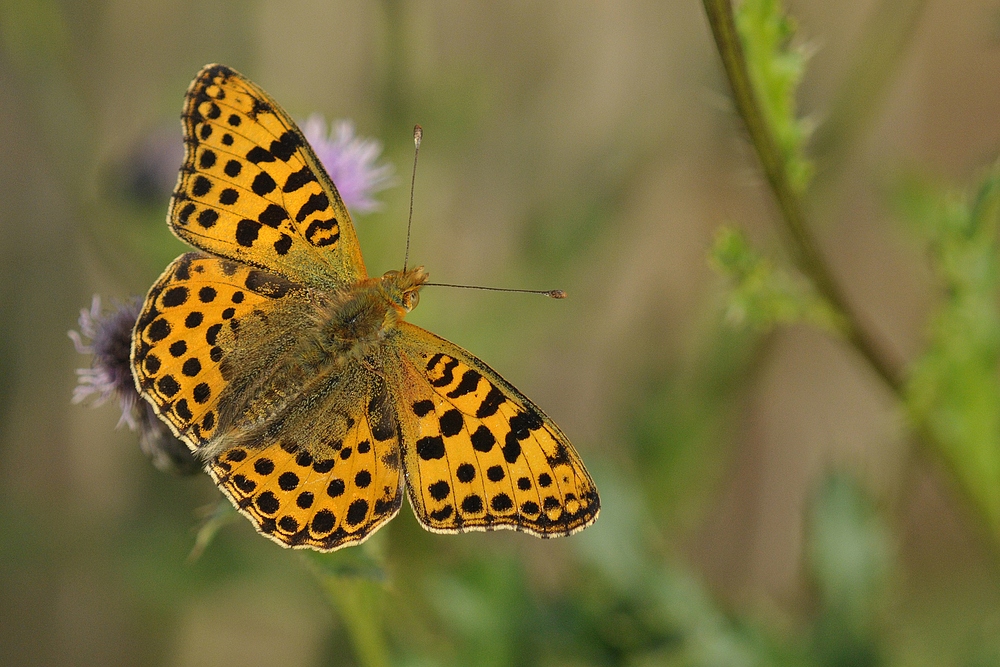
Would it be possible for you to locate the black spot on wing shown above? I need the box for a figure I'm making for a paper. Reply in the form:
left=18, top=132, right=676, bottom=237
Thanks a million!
left=295, top=192, right=329, bottom=222
left=235, top=219, right=260, bottom=247
left=274, top=234, right=292, bottom=255
left=252, top=172, right=277, bottom=196
left=177, top=202, right=196, bottom=224
left=249, top=97, right=272, bottom=120
left=244, top=270, right=296, bottom=298
left=502, top=432, right=521, bottom=463
left=447, top=369, right=481, bottom=398
left=470, top=425, right=495, bottom=452
left=428, top=480, right=450, bottom=501
left=283, top=166, right=317, bottom=193
left=246, top=146, right=274, bottom=164
left=439, top=409, right=464, bottom=437
left=269, top=131, right=301, bottom=161
left=197, top=209, right=219, bottom=228
left=547, top=442, right=571, bottom=466
left=476, top=386, right=505, bottom=418
left=510, top=409, right=544, bottom=439
left=304, top=218, right=339, bottom=247
left=258, top=204, right=288, bottom=227
left=367, top=385, right=397, bottom=442
left=416, top=436, right=445, bottom=460
left=412, top=400, right=434, bottom=417
left=346, top=499, right=368, bottom=526
left=491, top=493, right=513, bottom=512
left=199, top=150, right=216, bottom=169
left=431, top=357, right=459, bottom=388
left=162, top=286, right=189, bottom=307
left=147, top=318, right=170, bottom=342
left=425, top=353, right=443, bottom=371
left=191, top=176, right=211, bottom=197
left=457, top=463, right=476, bottom=482
left=461, top=495, right=483, bottom=514
left=430, top=505, right=453, bottom=522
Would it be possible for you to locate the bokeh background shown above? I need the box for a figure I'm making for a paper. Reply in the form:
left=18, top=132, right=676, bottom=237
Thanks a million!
left=2, top=0, right=1000, bottom=665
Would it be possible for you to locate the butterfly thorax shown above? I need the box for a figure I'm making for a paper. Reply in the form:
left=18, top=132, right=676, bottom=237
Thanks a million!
left=314, top=266, right=428, bottom=364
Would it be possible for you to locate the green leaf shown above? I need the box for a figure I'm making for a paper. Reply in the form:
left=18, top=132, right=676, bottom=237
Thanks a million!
left=902, top=168, right=1000, bottom=534
left=807, top=472, right=893, bottom=667
left=735, top=0, right=814, bottom=192
left=710, top=227, right=844, bottom=334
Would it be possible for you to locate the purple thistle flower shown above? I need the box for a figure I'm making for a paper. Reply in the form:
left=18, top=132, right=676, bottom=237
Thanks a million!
left=70, top=296, right=199, bottom=475
left=301, top=115, right=394, bottom=214
left=69, top=296, right=142, bottom=426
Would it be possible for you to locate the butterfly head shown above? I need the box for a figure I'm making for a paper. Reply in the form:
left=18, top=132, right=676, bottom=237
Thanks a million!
left=380, top=266, right=429, bottom=314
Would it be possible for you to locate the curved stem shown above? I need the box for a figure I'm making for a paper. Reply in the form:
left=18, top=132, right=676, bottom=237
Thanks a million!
left=701, top=0, right=906, bottom=395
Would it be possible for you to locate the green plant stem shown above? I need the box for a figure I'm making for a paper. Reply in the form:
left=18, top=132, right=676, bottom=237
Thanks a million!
left=701, top=0, right=906, bottom=395
left=702, top=0, right=1000, bottom=542
left=302, top=555, right=391, bottom=667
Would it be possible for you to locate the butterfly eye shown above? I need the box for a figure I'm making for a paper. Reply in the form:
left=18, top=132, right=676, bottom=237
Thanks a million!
left=404, top=291, right=420, bottom=310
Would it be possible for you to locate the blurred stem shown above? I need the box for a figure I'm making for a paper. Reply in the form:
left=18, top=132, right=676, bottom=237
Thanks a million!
left=701, top=0, right=906, bottom=395
left=811, top=0, right=927, bottom=182
left=302, top=555, right=390, bottom=667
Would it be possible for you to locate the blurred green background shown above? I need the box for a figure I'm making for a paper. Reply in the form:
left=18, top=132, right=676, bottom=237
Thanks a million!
left=4, top=0, right=1000, bottom=665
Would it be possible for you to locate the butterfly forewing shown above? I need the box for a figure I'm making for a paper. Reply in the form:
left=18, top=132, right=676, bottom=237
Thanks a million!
left=171, top=64, right=366, bottom=290
left=393, top=322, right=600, bottom=537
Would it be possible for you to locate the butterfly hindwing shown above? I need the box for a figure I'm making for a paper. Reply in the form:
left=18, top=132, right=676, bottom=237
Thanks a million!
left=171, top=64, right=366, bottom=290
left=392, top=322, right=600, bottom=537
left=207, top=377, right=404, bottom=550
left=131, top=252, right=309, bottom=448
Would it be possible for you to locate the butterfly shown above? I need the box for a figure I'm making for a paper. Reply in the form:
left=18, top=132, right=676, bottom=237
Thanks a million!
left=130, top=64, right=599, bottom=551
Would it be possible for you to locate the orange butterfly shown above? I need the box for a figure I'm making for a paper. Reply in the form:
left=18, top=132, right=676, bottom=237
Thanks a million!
left=131, top=64, right=599, bottom=551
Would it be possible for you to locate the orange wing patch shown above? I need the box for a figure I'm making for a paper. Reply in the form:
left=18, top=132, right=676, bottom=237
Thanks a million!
left=208, top=387, right=403, bottom=550
left=171, top=64, right=366, bottom=289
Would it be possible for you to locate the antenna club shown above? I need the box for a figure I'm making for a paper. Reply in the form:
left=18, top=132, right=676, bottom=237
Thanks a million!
left=413, top=125, right=422, bottom=148
left=548, top=290, right=567, bottom=299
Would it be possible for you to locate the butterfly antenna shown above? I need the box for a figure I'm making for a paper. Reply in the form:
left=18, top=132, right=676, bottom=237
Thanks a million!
left=403, top=125, right=422, bottom=272
left=424, top=282, right=567, bottom=299
left=404, top=126, right=565, bottom=299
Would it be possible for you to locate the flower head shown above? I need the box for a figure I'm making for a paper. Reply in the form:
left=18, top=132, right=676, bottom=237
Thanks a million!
left=70, top=295, right=199, bottom=475
left=70, top=295, right=143, bottom=426
left=301, top=115, right=394, bottom=214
